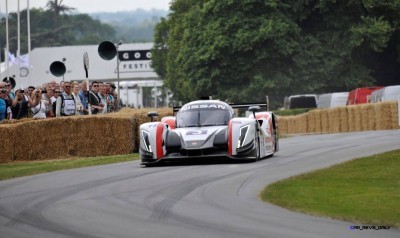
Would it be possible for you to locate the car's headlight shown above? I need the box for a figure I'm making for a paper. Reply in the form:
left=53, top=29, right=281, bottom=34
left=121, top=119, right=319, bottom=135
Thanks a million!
left=141, top=130, right=152, bottom=152
left=237, top=125, right=250, bottom=149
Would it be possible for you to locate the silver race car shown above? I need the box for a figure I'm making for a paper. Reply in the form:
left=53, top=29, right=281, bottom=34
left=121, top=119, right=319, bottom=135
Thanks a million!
left=139, top=99, right=279, bottom=166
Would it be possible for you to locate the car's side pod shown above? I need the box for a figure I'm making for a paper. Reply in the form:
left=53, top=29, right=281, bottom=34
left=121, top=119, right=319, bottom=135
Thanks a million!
left=139, top=121, right=168, bottom=160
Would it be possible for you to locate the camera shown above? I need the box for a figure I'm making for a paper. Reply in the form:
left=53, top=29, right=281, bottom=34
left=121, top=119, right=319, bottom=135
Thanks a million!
left=42, top=90, right=47, bottom=93
left=20, top=90, right=24, bottom=93
left=1, top=89, right=6, bottom=93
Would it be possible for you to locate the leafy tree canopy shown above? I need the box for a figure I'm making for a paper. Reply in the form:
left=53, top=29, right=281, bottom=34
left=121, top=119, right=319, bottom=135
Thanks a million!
left=152, top=0, right=400, bottom=108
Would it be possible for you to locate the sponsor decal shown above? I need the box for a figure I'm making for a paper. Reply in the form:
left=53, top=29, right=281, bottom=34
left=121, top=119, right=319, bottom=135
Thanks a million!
left=186, top=130, right=207, bottom=135
left=181, top=104, right=226, bottom=111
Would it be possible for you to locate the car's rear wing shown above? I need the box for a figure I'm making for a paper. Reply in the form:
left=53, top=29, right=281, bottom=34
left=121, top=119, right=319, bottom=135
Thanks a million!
left=172, top=102, right=268, bottom=115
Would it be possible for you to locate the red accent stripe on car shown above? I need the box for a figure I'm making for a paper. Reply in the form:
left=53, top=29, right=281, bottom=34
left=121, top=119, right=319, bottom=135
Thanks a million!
left=156, top=123, right=164, bottom=159
left=228, top=120, right=233, bottom=155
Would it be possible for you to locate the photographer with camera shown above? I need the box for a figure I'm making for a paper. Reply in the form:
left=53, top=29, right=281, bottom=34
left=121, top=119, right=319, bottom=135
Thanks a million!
left=30, top=88, right=48, bottom=119
left=11, top=89, right=35, bottom=119
left=56, top=81, right=78, bottom=117
left=3, top=80, right=15, bottom=101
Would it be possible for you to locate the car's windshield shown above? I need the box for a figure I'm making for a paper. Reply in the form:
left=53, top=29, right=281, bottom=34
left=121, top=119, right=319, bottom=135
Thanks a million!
left=176, top=105, right=232, bottom=128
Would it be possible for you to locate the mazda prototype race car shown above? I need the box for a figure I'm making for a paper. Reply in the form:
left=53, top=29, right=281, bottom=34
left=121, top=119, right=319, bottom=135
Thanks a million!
left=139, top=100, right=279, bottom=166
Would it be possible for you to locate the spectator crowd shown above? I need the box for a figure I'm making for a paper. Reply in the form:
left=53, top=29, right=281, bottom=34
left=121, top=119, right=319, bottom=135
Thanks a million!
left=0, top=79, right=119, bottom=122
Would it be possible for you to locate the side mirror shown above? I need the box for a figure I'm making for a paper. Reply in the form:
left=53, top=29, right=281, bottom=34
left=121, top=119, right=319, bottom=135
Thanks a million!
left=248, top=106, right=260, bottom=118
left=147, top=111, right=158, bottom=122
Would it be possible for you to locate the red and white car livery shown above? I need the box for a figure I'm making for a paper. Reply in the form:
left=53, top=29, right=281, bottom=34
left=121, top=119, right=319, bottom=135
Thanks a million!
left=139, top=100, right=279, bottom=166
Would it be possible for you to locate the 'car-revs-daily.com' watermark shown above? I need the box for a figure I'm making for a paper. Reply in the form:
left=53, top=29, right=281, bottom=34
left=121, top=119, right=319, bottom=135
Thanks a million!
left=350, top=225, right=391, bottom=230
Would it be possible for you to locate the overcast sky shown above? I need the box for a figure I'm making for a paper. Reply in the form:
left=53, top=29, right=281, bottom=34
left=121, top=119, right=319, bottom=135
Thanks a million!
left=1, top=0, right=171, bottom=13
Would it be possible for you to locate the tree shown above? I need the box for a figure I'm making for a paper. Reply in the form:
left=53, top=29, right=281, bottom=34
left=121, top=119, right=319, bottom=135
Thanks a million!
left=0, top=8, right=116, bottom=57
left=45, top=0, right=76, bottom=42
left=152, top=0, right=400, bottom=108
left=45, top=0, right=75, bottom=16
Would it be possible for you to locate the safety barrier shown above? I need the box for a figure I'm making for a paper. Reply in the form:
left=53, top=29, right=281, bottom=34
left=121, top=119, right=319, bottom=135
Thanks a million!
left=278, top=101, right=399, bottom=135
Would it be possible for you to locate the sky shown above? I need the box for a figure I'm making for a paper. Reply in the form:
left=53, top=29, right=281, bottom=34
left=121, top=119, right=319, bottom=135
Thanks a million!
left=1, top=0, right=171, bottom=13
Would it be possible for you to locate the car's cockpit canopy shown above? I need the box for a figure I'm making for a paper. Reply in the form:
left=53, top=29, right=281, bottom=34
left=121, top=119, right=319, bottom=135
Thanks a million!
left=176, top=101, right=234, bottom=128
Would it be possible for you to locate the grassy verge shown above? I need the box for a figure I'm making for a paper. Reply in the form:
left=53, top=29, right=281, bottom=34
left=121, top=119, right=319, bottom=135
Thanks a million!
left=0, top=154, right=139, bottom=181
left=261, top=150, right=400, bottom=228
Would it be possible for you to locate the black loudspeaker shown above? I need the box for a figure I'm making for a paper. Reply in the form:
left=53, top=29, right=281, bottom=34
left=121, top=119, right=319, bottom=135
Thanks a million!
left=49, top=61, right=66, bottom=77
left=98, top=41, right=117, bottom=60
left=2, top=77, right=16, bottom=89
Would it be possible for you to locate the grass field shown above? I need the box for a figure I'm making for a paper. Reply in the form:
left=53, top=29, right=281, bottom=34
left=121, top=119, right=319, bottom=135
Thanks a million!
left=0, top=154, right=139, bottom=181
left=261, top=150, right=400, bottom=228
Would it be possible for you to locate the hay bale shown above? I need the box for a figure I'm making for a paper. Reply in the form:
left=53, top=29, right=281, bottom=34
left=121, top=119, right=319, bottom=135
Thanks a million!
left=381, top=102, right=393, bottom=130
left=278, top=117, right=288, bottom=135
left=0, top=125, right=14, bottom=163
left=389, top=101, right=399, bottom=129
left=314, top=110, right=322, bottom=133
left=298, top=113, right=308, bottom=134
left=354, top=106, right=362, bottom=131
left=347, top=106, right=356, bottom=132
left=339, top=107, right=348, bottom=133
left=328, top=108, right=341, bottom=133
left=286, top=116, right=296, bottom=134
left=320, top=109, right=329, bottom=133
left=374, top=103, right=384, bottom=130
left=359, top=104, right=372, bottom=131
left=307, top=110, right=317, bottom=133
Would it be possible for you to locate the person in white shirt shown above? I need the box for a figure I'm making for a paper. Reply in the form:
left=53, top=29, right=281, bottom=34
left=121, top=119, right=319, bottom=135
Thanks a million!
left=72, top=82, right=83, bottom=114
left=31, top=89, right=47, bottom=119
left=98, top=85, right=109, bottom=114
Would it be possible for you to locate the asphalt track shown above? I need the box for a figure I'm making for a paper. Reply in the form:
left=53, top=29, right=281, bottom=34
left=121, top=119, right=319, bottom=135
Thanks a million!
left=1, top=130, right=400, bottom=238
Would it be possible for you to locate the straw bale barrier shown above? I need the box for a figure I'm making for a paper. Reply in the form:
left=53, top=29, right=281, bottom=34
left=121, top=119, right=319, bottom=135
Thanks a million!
left=0, top=107, right=173, bottom=163
left=277, top=101, right=399, bottom=135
